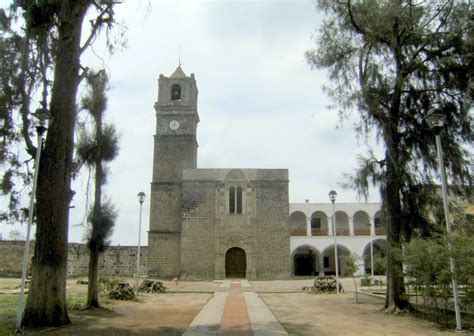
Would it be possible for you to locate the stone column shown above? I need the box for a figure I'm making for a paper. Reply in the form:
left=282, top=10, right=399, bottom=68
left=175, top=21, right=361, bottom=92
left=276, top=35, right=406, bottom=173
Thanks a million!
left=306, top=216, right=312, bottom=237
left=370, top=217, right=375, bottom=236
left=349, top=217, right=354, bottom=236
left=319, top=254, right=325, bottom=275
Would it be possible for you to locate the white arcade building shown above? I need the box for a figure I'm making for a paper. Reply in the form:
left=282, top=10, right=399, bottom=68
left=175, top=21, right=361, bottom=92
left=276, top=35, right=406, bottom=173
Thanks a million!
left=289, top=201, right=387, bottom=276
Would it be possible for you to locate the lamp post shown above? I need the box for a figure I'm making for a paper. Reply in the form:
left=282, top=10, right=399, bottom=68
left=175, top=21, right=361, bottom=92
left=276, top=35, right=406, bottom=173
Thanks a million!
left=425, top=110, right=462, bottom=332
left=329, top=190, right=339, bottom=295
left=367, top=222, right=374, bottom=278
left=136, top=191, right=146, bottom=295
left=16, top=111, right=48, bottom=331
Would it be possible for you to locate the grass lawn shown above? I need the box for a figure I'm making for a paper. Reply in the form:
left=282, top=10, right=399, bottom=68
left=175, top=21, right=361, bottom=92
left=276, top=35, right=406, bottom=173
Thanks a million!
left=0, top=279, right=108, bottom=335
left=0, top=295, right=18, bottom=336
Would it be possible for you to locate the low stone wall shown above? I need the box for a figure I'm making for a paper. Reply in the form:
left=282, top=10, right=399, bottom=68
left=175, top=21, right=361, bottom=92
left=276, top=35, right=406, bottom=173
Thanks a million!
left=0, top=241, right=34, bottom=277
left=0, top=241, right=147, bottom=277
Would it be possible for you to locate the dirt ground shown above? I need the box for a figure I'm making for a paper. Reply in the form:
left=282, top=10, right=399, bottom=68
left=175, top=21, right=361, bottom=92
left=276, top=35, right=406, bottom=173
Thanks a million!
left=1, top=278, right=472, bottom=335
left=261, top=292, right=460, bottom=335
left=22, top=293, right=211, bottom=336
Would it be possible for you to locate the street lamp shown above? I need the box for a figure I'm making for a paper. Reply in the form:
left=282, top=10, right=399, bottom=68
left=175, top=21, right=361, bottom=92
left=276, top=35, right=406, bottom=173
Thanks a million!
left=16, top=110, right=48, bottom=331
left=136, top=191, right=146, bottom=295
left=328, top=190, right=340, bottom=295
left=425, top=109, right=462, bottom=332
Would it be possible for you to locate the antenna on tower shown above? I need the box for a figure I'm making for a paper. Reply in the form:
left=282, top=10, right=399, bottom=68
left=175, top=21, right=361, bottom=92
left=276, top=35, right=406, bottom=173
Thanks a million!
left=178, top=44, right=182, bottom=67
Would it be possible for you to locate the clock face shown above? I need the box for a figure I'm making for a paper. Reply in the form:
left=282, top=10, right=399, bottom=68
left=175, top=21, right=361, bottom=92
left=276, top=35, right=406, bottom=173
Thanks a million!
left=169, top=120, right=180, bottom=130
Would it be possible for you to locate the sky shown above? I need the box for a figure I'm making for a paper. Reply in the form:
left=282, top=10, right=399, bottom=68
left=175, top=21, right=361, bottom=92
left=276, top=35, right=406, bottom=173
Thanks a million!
left=1, top=0, right=382, bottom=245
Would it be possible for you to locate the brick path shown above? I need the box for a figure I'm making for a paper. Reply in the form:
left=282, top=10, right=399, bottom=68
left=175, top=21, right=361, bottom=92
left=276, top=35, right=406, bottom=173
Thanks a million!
left=183, top=280, right=287, bottom=336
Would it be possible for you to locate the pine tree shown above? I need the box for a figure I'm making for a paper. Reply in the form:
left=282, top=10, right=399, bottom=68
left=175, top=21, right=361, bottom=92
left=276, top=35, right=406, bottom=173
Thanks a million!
left=77, top=70, right=119, bottom=308
left=307, top=0, right=472, bottom=311
left=1, top=1, right=122, bottom=327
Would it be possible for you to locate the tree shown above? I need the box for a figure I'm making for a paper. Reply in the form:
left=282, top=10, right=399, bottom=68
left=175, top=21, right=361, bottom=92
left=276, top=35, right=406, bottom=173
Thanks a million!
left=1, top=1, right=122, bottom=327
left=452, top=231, right=474, bottom=309
left=342, top=253, right=361, bottom=303
left=307, top=0, right=472, bottom=311
left=404, top=237, right=453, bottom=326
left=77, top=70, right=119, bottom=308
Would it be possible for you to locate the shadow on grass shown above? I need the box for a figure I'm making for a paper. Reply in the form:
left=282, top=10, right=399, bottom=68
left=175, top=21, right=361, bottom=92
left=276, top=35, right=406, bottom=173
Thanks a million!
left=278, top=320, right=329, bottom=336
left=19, top=307, right=186, bottom=335
left=22, top=325, right=185, bottom=336
left=409, top=303, right=474, bottom=331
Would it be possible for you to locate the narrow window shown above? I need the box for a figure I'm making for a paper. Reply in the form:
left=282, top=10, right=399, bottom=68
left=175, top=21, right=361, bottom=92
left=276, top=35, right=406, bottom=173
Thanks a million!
left=229, top=187, right=235, bottom=214
left=171, top=84, right=181, bottom=100
left=323, top=256, right=329, bottom=268
left=236, top=187, right=243, bottom=214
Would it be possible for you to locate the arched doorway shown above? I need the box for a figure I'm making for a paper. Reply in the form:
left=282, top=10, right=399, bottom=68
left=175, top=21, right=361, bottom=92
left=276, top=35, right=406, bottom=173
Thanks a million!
left=322, top=244, right=351, bottom=276
left=225, top=247, right=246, bottom=278
left=363, top=239, right=388, bottom=275
left=292, top=246, right=320, bottom=276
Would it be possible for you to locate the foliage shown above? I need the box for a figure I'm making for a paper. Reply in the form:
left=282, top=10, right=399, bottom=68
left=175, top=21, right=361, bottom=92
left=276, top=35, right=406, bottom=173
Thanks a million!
left=307, top=0, right=473, bottom=310
left=452, top=232, right=474, bottom=309
left=313, top=276, right=342, bottom=293
left=0, top=0, right=126, bottom=327
left=342, top=253, right=361, bottom=302
left=342, top=253, right=359, bottom=277
left=0, top=0, right=125, bottom=219
left=404, top=236, right=466, bottom=326
left=77, top=69, right=119, bottom=309
left=76, top=124, right=120, bottom=169
left=373, top=253, right=386, bottom=276
left=86, top=200, right=117, bottom=253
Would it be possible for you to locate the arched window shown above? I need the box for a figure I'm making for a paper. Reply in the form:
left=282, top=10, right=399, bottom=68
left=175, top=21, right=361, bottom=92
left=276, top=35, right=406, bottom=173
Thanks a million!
left=229, top=186, right=243, bottom=214
left=171, top=84, right=181, bottom=100
left=236, top=187, right=242, bottom=214
left=229, top=187, right=235, bottom=214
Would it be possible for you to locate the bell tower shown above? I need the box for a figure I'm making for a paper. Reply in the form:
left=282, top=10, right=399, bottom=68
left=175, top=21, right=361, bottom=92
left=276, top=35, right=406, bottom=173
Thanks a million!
left=148, top=66, right=199, bottom=277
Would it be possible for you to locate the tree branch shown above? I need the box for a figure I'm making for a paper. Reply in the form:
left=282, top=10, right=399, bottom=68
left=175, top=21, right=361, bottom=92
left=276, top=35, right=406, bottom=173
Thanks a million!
left=79, top=5, right=113, bottom=55
left=407, top=1, right=454, bottom=72
left=18, top=32, right=37, bottom=157
left=347, top=0, right=366, bottom=36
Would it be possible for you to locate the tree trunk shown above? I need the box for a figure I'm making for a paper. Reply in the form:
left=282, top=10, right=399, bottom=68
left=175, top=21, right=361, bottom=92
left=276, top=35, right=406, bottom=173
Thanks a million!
left=86, top=249, right=100, bottom=308
left=86, top=92, right=103, bottom=308
left=383, top=119, right=408, bottom=311
left=22, top=1, right=89, bottom=327
left=352, top=276, right=359, bottom=303
left=86, top=169, right=102, bottom=307
left=384, top=179, right=407, bottom=311
left=383, top=40, right=408, bottom=311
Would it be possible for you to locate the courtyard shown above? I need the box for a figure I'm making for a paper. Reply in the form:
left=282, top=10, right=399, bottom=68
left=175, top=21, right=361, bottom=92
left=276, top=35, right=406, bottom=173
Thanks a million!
left=0, top=277, right=469, bottom=335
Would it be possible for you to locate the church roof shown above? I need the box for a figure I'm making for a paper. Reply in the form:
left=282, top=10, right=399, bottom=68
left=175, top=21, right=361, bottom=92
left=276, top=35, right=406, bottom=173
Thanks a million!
left=170, top=66, right=187, bottom=78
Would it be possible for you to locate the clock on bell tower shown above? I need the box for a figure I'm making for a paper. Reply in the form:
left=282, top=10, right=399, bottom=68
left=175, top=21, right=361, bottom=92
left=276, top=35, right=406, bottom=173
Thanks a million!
left=152, top=66, right=199, bottom=181
left=148, top=66, right=199, bottom=277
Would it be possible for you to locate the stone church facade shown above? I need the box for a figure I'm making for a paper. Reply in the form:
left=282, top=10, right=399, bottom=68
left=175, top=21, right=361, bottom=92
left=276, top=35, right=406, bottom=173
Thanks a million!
left=148, top=67, right=291, bottom=280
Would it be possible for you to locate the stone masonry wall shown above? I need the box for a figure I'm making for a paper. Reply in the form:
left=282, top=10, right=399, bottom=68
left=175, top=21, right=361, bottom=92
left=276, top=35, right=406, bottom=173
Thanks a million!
left=181, top=180, right=218, bottom=280
left=254, top=178, right=291, bottom=279
left=0, top=241, right=147, bottom=277
left=148, top=182, right=182, bottom=278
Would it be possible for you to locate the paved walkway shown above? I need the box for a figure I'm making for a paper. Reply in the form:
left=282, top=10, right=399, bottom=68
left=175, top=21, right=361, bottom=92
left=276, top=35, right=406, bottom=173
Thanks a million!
left=183, top=280, right=288, bottom=336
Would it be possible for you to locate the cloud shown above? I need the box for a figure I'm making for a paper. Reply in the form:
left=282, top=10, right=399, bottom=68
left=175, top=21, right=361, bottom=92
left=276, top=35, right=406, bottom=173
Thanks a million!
left=47, top=1, right=383, bottom=246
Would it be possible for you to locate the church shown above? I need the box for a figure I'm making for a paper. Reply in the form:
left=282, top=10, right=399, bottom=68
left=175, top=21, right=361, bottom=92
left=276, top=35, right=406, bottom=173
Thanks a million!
left=147, top=67, right=291, bottom=280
